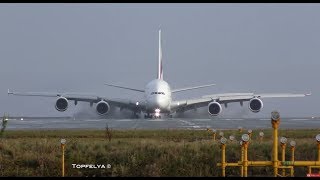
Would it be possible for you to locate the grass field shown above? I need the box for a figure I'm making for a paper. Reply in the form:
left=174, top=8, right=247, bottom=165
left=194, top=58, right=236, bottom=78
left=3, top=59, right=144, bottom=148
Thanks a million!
left=0, top=128, right=320, bottom=177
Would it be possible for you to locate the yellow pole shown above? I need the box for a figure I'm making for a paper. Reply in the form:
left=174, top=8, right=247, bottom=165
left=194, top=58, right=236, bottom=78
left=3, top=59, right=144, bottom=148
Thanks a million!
left=271, top=115, right=280, bottom=177
left=308, top=166, right=312, bottom=174
left=281, top=143, right=286, bottom=177
left=61, top=144, right=64, bottom=177
left=246, top=161, right=273, bottom=166
left=221, top=144, right=226, bottom=177
left=291, top=146, right=295, bottom=177
left=243, top=142, right=248, bottom=177
left=240, top=143, right=244, bottom=177
left=318, top=143, right=320, bottom=173
left=283, top=161, right=320, bottom=166
left=61, top=144, right=65, bottom=177
left=213, top=133, right=216, bottom=141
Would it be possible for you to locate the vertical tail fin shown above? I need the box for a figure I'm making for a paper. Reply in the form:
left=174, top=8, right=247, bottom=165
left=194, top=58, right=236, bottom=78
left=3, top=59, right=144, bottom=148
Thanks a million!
left=158, top=29, right=163, bottom=80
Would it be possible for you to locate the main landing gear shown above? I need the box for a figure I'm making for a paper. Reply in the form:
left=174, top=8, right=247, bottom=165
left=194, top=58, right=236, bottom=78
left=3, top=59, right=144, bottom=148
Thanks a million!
left=144, top=113, right=161, bottom=119
left=131, top=112, right=140, bottom=119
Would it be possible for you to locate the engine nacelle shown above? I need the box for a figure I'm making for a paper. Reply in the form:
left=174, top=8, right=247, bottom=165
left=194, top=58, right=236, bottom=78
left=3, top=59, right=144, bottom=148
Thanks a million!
left=55, top=97, right=68, bottom=112
left=248, top=98, right=263, bottom=113
left=96, top=100, right=110, bottom=115
left=208, top=101, right=222, bottom=116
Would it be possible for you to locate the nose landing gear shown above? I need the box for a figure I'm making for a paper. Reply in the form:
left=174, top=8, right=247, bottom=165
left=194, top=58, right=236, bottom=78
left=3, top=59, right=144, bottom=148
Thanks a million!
left=144, top=108, right=162, bottom=119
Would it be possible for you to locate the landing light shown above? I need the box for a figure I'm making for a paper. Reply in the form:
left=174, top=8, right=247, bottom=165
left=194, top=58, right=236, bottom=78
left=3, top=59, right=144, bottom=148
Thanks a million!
left=136, top=102, right=139, bottom=106
left=259, top=131, right=264, bottom=137
left=248, top=129, right=252, bottom=134
left=241, top=134, right=250, bottom=142
left=280, top=137, right=287, bottom=144
left=316, top=134, right=320, bottom=142
left=271, top=111, right=280, bottom=121
left=290, top=140, right=296, bottom=147
left=220, top=137, right=227, bottom=145
left=212, top=129, right=216, bottom=133
left=60, top=139, right=66, bottom=145
left=229, top=135, right=235, bottom=141
left=219, top=131, right=224, bottom=137
left=155, top=108, right=161, bottom=117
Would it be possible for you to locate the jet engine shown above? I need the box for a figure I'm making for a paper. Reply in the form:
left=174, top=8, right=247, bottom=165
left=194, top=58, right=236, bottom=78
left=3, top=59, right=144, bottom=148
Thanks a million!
left=248, top=98, right=263, bottom=113
left=55, top=97, right=68, bottom=112
left=96, top=100, right=110, bottom=115
left=208, top=101, right=222, bottom=116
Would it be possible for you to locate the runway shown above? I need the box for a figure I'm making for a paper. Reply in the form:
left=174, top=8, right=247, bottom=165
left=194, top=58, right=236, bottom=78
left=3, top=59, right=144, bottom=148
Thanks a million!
left=4, top=116, right=320, bottom=130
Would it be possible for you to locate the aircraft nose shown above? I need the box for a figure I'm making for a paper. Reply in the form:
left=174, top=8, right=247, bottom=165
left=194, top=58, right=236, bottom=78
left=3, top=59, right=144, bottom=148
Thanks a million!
left=155, top=96, right=169, bottom=108
left=149, top=95, right=168, bottom=109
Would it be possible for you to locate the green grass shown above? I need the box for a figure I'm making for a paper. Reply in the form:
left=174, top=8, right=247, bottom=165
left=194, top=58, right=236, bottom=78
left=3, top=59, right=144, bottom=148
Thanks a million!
left=0, top=128, right=320, bottom=177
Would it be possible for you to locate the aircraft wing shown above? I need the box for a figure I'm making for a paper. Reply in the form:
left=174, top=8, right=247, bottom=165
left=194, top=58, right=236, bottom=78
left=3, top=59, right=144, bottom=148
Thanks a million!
left=171, top=83, right=216, bottom=93
left=7, top=89, right=146, bottom=112
left=171, top=92, right=311, bottom=113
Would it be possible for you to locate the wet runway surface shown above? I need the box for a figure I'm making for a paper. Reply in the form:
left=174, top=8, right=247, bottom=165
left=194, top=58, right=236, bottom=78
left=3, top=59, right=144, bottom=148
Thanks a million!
left=4, top=117, right=320, bottom=130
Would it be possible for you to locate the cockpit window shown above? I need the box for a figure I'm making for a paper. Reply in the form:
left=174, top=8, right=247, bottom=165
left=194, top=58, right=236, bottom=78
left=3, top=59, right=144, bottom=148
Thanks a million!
left=151, top=92, right=165, bottom=95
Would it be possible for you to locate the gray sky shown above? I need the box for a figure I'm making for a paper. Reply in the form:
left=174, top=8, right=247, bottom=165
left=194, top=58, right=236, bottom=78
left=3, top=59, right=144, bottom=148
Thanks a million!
left=0, top=3, right=319, bottom=118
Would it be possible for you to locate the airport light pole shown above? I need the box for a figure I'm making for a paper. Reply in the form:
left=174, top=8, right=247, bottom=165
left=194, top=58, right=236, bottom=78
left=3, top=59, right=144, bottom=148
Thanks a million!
left=219, top=131, right=224, bottom=138
left=316, top=134, right=320, bottom=172
left=271, top=111, right=280, bottom=177
left=212, top=129, right=216, bottom=141
left=240, top=140, right=244, bottom=177
left=290, top=140, right=296, bottom=176
left=60, top=139, right=66, bottom=177
left=229, top=135, right=235, bottom=142
left=241, top=134, right=250, bottom=177
left=247, top=129, right=252, bottom=140
left=259, top=131, right=264, bottom=143
left=220, top=137, right=227, bottom=177
left=280, top=137, right=287, bottom=177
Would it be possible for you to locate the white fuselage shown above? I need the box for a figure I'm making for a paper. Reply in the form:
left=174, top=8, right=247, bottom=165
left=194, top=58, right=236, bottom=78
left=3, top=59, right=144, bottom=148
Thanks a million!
left=144, top=79, right=172, bottom=114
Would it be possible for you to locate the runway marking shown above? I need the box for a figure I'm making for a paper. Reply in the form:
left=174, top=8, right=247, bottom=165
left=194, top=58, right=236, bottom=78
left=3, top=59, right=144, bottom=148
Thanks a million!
left=84, top=120, right=102, bottom=122
left=224, top=119, right=244, bottom=121
left=116, top=119, right=133, bottom=122
left=180, top=125, right=201, bottom=129
left=193, top=119, right=211, bottom=121
left=179, top=120, right=196, bottom=126
left=291, top=119, right=309, bottom=121
left=7, top=117, right=319, bottom=130
left=147, top=119, right=166, bottom=122
left=4, top=119, right=17, bottom=121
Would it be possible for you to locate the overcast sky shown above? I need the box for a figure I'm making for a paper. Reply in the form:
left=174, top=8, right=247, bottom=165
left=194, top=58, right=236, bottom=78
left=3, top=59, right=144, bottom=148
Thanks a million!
left=0, top=3, right=319, bottom=118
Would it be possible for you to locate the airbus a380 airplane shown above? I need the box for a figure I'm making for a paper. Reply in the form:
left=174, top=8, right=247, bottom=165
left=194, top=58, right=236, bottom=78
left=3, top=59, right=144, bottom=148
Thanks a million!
left=8, top=30, right=311, bottom=119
